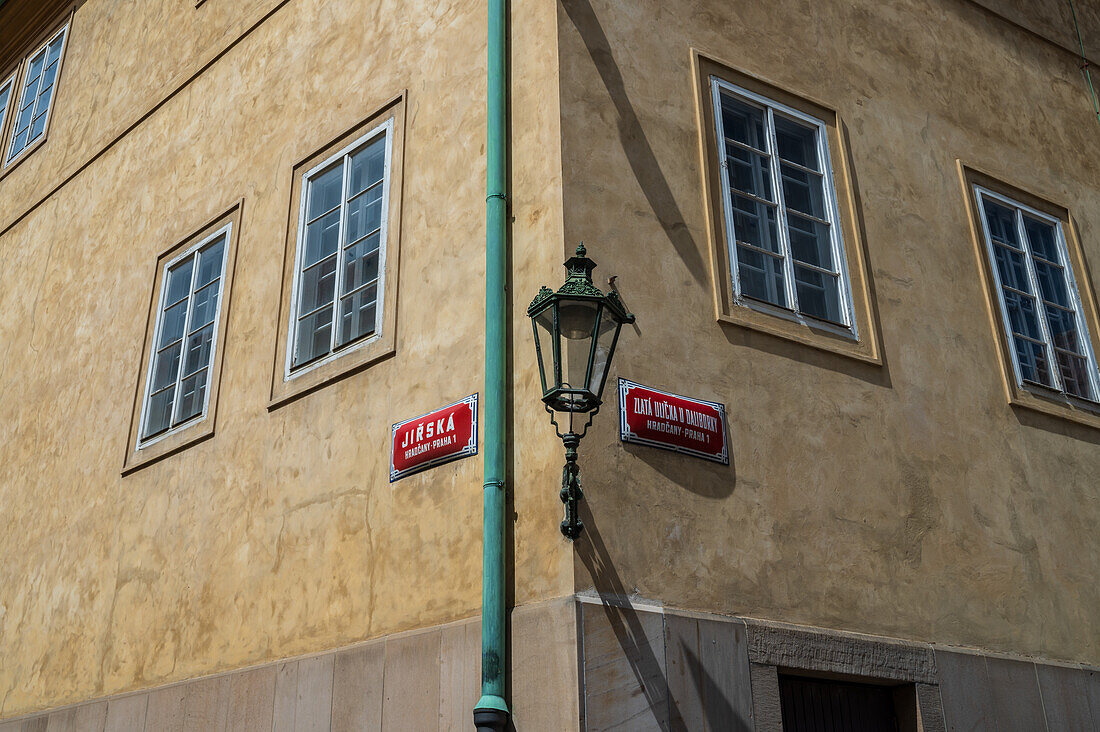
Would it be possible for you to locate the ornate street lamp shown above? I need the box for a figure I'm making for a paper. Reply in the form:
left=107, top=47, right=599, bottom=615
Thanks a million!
left=527, top=244, right=635, bottom=540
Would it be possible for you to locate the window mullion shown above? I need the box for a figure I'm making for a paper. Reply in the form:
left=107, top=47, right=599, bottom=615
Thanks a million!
left=170, top=254, right=202, bottom=425
left=712, top=84, right=742, bottom=302
left=1016, top=208, right=1062, bottom=392
left=766, top=107, right=797, bottom=311
left=329, top=156, right=353, bottom=352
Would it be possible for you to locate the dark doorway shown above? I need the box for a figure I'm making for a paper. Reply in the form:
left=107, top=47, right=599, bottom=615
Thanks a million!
left=779, top=675, right=900, bottom=732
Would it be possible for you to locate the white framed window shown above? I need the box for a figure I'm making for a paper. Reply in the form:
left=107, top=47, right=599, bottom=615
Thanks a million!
left=0, top=70, right=16, bottom=145
left=286, top=119, right=392, bottom=376
left=139, top=225, right=231, bottom=445
left=4, top=23, right=68, bottom=167
left=711, top=79, right=855, bottom=332
left=975, top=187, right=1100, bottom=402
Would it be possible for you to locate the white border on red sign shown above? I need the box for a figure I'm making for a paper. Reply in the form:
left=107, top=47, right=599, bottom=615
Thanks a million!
left=390, top=393, right=479, bottom=482
left=618, top=378, right=729, bottom=465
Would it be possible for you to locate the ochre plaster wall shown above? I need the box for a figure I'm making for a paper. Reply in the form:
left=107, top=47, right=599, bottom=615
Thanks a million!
left=0, top=0, right=574, bottom=717
left=560, top=0, right=1100, bottom=666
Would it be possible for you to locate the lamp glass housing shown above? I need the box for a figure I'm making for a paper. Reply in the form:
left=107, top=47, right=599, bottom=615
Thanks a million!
left=527, top=245, right=633, bottom=415
left=533, top=305, right=559, bottom=397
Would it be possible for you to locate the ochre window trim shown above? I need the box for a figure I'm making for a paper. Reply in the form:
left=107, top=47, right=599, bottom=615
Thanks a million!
left=693, top=51, right=881, bottom=365
left=268, top=94, right=405, bottom=408
left=959, top=162, right=1100, bottom=430
left=123, top=201, right=244, bottom=474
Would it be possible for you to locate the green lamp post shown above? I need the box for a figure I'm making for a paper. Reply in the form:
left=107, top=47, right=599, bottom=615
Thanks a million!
left=527, top=244, right=635, bottom=540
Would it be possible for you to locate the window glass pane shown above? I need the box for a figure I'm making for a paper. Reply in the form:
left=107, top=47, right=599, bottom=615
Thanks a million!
left=151, top=342, right=182, bottom=391
left=983, top=200, right=1020, bottom=248
left=165, top=259, right=194, bottom=305
left=307, top=164, right=344, bottom=219
left=349, top=138, right=386, bottom=196
left=196, top=238, right=225, bottom=287
left=299, top=255, right=337, bottom=315
left=1031, top=260, right=1070, bottom=311
left=737, top=246, right=786, bottom=307
left=1056, top=351, right=1092, bottom=399
left=303, top=209, right=340, bottom=267
left=11, top=103, right=33, bottom=138
left=731, top=196, right=779, bottom=253
left=189, top=281, right=220, bottom=331
left=8, top=129, right=28, bottom=158
left=9, top=128, right=28, bottom=157
left=182, top=323, right=214, bottom=376
left=343, top=233, right=381, bottom=295
left=1003, top=289, right=1043, bottom=340
left=1045, top=306, right=1082, bottom=354
left=29, top=110, right=47, bottom=140
left=345, top=184, right=384, bottom=244
left=787, top=212, right=833, bottom=271
left=23, top=53, right=45, bottom=90
left=794, top=266, right=843, bottom=323
left=1014, top=336, right=1052, bottom=386
left=781, top=164, right=826, bottom=219
left=774, top=115, right=819, bottom=171
left=720, top=95, right=767, bottom=151
left=727, top=145, right=773, bottom=201
left=144, top=386, right=176, bottom=438
left=38, top=61, right=58, bottom=99
left=1023, top=216, right=1059, bottom=262
left=174, top=368, right=209, bottom=424
left=337, top=283, right=378, bottom=346
left=158, top=301, right=188, bottom=346
left=295, top=305, right=333, bottom=365
left=993, top=244, right=1029, bottom=292
left=46, top=36, right=64, bottom=65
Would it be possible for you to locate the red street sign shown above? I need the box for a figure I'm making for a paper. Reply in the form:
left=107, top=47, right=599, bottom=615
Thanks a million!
left=390, top=394, right=478, bottom=482
left=619, top=379, right=728, bottom=464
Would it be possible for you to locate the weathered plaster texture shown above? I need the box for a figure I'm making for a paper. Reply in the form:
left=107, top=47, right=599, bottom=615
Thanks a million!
left=562, top=0, right=1100, bottom=667
left=0, top=0, right=572, bottom=717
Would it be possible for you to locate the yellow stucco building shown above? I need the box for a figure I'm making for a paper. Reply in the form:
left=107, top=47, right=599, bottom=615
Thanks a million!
left=1, top=0, right=1098, bottom=729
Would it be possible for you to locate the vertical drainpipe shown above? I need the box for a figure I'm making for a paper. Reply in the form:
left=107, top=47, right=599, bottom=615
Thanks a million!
left=473, top=0, right=510, bottom=730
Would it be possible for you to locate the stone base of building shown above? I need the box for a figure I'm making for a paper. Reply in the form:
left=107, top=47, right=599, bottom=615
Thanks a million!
left=3, top=595, right=1098, bottom=731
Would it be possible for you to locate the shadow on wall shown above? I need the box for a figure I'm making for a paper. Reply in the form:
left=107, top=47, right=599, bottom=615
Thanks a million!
left=576, top=510, right=749, bottom=731
left=620, top=431, right=735, bottom=500
left=1012, top=404, right=1100, bottom=445
left=560, top=0, right=707, bottom=285
left=718, top=323, right=891, bottom=388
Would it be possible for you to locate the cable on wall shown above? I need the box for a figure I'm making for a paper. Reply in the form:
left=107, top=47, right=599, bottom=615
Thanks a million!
left=1068, top=0, right=1100, bottom=124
